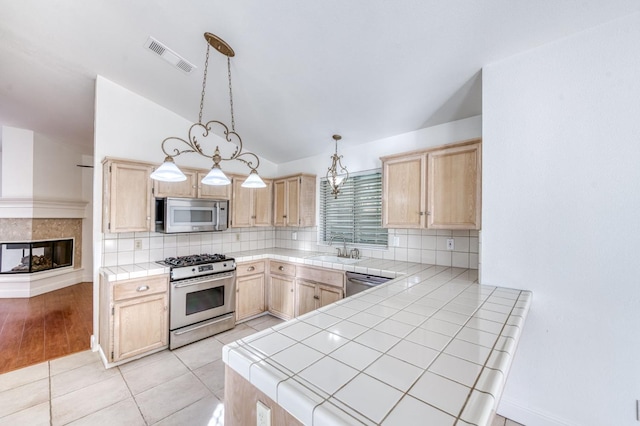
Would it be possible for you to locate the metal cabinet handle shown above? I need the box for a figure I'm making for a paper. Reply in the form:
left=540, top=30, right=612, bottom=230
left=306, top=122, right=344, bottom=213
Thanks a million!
left=283, top=215, right=287, bottom=218
left=136, top=285, right=149, bottom=292
left=419, top=212, right=425, bottom=216
left=247, top=266, right=255, bottom=272
left=313, top=295, right=320, bottom=300
left=278, top=266, right=285, bottom=271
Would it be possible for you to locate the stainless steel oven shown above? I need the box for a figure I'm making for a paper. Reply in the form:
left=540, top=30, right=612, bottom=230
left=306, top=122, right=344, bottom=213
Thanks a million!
left=162, top=254, right=236, bottom=349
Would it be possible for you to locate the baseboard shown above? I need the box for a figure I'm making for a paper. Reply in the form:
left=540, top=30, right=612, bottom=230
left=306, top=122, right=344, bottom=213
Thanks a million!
left=0, top=267, right=84, bottom=297
left=498, top=397, right=574, bottom=426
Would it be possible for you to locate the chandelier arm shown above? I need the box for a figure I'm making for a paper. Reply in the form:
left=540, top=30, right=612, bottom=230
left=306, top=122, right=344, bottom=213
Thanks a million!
left=234, top=151, right=261, bottom=171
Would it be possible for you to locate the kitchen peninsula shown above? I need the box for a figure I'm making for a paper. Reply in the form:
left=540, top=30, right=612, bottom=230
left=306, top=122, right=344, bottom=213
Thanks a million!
left=221, top=255, right=531, bottom=426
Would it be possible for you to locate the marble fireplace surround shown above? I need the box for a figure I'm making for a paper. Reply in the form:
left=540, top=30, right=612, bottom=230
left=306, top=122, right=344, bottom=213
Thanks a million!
left=0, top=218, right=84, bottom=298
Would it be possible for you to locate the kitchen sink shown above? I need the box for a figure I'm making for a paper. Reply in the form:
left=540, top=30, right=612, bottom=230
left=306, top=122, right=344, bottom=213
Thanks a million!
left=307, top=255, right=361, bottom=264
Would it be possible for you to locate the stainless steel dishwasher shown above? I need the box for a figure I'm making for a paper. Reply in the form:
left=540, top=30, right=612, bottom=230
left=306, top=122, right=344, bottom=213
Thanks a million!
left=345, top=271, right=392, bottom=297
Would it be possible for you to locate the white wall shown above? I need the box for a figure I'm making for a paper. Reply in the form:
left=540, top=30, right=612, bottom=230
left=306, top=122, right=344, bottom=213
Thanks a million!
left=1, top=126, right=34, bottom=197
left=482, top=12, right=640, bottom=426
left=32, top=133, right=85, bottom=200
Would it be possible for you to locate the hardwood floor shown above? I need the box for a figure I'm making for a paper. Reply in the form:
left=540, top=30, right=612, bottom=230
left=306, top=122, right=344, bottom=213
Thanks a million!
left=0, top=282, right=92, bottom=374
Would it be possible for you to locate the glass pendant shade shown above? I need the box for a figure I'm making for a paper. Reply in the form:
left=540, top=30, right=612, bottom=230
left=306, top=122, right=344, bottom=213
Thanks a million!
left=150, top=157, right=187, bottom=182
left=201, top=165, right=231, bottom=185
left=241, top=170, right=267, bottom=188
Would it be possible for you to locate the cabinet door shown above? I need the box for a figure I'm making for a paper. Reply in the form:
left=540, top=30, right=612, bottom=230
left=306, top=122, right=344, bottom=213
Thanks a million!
left=104, top=161, right=153, bottom=233
left=268, top=275, right=294, bottom=320
left=428, top=143, right=481, bottom=230
left=112, top=293, right=168, bottom=361
left=231, top=178, right=253, bottom=228
left=197, top=171, right=232, bottom=199
left=295, top=280, right=317, bottom=317
left=153, top=169, right=197, bottom=198
left=382, top=153, right=426, bottom=228
left=273, top=180, right=287, bottom=227
left=318, top=284, right=343, bottom=309
left=286, top=177, right=300, bottom=227
left=253, top=180, right=273, bottom=226
left=298, top=175, right=316, bottom=227
left=236, top=274, right=265, bottom=321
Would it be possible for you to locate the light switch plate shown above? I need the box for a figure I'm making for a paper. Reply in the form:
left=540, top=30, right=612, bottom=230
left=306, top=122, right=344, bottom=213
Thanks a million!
left=257, top=400, right=271, bottom=426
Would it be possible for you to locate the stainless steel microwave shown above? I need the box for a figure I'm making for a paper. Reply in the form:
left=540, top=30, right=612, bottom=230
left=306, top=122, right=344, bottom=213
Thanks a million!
left=155, top=198, right=228, bottom=233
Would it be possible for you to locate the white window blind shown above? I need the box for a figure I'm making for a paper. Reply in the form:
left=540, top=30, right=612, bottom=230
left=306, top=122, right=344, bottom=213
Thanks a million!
left=319, top=170, right=388, bottom=247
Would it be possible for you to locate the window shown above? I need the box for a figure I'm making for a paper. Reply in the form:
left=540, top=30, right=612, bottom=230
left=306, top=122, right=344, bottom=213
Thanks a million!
left=319, top=170, right=388, bottom=247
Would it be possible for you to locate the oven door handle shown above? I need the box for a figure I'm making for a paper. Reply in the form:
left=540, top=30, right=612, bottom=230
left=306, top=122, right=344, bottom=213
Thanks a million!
left=173, top=273, right=234, bottom=288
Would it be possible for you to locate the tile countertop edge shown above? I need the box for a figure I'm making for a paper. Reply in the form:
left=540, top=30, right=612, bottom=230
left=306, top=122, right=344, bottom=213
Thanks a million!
left=222, top=265, right=532, bottom=426
left=99, top=248, right=431, bottom=282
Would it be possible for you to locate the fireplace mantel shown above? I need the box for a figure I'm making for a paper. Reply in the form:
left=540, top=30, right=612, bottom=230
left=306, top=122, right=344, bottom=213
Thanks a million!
left=0, top=198, right=88, bottom=218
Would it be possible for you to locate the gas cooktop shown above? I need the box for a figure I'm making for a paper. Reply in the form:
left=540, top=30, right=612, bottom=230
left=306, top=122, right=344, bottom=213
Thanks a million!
left=162, top=254, right=228, bottom=267
left=160, top=253, right=236, bottom=280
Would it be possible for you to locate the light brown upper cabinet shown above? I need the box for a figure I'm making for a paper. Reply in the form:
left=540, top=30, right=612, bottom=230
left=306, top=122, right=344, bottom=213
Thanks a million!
left=153, top=169, right=198, bottom=198
left=231, top=177, right=273, bottom=227
left=103, top=158, right=154, bottom=233
left=153, top=168, right=232, bottom=199
left=381, top=139, right=481, bottom=230
left=196, top=171, right=232, bottom=199
left=273, top=174, right=316, bottom=227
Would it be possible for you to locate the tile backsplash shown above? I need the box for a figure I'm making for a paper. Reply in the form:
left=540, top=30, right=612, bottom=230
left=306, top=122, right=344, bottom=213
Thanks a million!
left=102, top=227, right=478, bottom=269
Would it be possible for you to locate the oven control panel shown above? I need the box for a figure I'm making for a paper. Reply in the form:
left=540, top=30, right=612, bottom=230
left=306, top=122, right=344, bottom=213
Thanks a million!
left=171, top=260, right=236, bottom=281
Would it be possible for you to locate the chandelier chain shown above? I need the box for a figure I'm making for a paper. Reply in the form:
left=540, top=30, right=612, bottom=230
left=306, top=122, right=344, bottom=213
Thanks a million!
left=198, top=44, right=211, bottom=124
left=227, top=57, right=235, bottom=131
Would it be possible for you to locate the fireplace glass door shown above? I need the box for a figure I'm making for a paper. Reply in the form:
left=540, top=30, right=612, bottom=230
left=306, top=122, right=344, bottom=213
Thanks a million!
left=0, top=239, right=73, bottom=273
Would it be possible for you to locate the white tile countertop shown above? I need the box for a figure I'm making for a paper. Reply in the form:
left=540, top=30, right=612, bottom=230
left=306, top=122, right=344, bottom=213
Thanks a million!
left=100, top=262, right=170, bottom=281
left=222, top=264, right=532, bottom=426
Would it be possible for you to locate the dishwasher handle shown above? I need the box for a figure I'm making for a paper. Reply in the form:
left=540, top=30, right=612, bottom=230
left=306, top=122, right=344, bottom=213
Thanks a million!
left=346, top=277, right=379, bottom=288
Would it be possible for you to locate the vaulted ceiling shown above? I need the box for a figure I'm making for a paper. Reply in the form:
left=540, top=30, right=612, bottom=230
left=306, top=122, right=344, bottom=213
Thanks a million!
left=1, top=1, right=638, bottom=162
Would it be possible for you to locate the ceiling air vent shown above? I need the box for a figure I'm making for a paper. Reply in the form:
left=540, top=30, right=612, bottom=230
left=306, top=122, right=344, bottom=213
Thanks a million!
left=144, top=36, right=196, bottom=74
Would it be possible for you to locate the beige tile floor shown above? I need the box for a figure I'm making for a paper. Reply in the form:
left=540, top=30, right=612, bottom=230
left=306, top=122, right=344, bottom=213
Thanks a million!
left=0, top=313, right=524, bottom=425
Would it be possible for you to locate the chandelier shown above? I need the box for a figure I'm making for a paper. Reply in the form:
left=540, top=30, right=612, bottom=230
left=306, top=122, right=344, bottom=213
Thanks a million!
left=150, top=33, right=266, bottom=188
left=326, top=134, right=349, bottom=198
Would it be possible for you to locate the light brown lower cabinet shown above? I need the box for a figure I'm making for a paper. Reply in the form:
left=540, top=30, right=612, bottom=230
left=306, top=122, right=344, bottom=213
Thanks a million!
left=268, top=275, right=295, bottom=320
left=235, top=261, right=266, bottom=322
left=295, top=279, right=343, bottom=317
left=100, top=274, right=169, bottom=363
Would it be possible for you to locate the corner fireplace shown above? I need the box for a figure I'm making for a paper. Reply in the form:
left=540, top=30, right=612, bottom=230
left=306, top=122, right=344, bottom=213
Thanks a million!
left=0, top=239, right=74, bottom=274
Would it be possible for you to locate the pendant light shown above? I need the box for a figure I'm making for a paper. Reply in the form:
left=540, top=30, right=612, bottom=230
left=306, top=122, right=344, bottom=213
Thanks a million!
left=326, top=134, right=349, bottom=198
left=151, top=32, right=266, bottom=188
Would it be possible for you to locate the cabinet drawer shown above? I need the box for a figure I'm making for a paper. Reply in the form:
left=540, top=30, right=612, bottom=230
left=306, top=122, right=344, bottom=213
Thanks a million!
left=114, top=275, right=169, bottom=301
left=237, top=260, right=266, bottom=277
left=297, top=265, right=344, bottom=288
left=269, top=261, right=296, bottom=277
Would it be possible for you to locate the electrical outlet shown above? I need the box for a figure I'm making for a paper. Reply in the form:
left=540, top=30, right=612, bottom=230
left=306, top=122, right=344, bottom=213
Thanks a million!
left=392, top=236, right=400, bottom=247
left=446, top=238, right=455, bottom=250
left=134, top=239, right=142, bottom=250
left=257, top=401, right=271, bottom=426
left=291, top=231, right=297, bottom=241
left=235, top=233, right=241, bottom=242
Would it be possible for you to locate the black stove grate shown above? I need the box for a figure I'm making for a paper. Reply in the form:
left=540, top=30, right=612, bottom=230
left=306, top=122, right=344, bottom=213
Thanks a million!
left=163, top=253, right=227, bottom=267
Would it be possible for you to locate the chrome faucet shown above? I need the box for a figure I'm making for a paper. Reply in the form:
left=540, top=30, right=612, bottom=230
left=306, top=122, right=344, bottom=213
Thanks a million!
left=328, top=233, right=349, bottom=258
